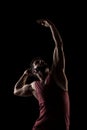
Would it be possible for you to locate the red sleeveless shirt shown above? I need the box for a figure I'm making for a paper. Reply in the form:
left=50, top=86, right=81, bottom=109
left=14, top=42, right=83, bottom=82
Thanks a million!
left=32, top=73, right=70, bottom=130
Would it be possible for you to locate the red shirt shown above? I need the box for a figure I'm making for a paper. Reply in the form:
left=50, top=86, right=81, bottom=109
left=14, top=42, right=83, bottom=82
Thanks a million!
left=32, top=73, right=70, bottom=130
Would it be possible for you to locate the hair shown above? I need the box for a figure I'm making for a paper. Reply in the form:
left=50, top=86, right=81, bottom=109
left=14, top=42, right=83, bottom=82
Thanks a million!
left=30, top=57, right=49, bottom=73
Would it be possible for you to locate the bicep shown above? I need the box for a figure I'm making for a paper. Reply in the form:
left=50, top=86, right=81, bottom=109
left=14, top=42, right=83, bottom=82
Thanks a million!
left=52, top=68, right=68, bottom=91
left=52, top=46, right=59, bottom=67
left=14, top=84, right=33, bottom=97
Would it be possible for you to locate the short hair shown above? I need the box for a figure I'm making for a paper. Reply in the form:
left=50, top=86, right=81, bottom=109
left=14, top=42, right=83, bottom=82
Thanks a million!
left=30, top=57, right=49, bottom=72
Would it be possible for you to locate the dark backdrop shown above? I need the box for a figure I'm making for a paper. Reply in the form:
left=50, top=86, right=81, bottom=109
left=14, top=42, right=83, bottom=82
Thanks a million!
left=0, top=1, right=83, bottom=130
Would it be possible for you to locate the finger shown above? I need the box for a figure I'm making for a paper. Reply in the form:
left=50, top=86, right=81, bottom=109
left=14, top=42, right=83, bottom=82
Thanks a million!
left=36, top=20, right=42, bottom=24
left=36, top=20, right=40, bottom=24
left=36, top=19, right=44, bottom=24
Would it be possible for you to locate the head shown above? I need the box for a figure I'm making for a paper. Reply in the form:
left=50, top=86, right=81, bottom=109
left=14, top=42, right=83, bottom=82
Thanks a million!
left=30, top=57, right=50, bottom=81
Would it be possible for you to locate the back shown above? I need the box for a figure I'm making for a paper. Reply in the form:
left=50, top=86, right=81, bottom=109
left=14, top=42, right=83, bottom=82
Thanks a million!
left=32, top=73, right=70, bottom=130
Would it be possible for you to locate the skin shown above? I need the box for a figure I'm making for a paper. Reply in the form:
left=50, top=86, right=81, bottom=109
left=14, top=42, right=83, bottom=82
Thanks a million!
left=13, top=19, right=68, bottom=98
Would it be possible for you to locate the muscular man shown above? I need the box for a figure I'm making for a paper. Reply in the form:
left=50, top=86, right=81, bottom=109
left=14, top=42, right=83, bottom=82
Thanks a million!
left=13, top=19, right=70, bottom=130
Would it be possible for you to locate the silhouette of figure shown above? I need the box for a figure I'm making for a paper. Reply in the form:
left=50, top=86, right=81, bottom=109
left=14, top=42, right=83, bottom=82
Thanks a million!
left=13, top=19, right=70, bottom=130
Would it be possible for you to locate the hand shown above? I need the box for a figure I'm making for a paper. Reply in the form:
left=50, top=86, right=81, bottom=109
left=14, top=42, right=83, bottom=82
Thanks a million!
left=24, top=68, right=32, bottom=75
left=36, top=19, right=52, bottom=28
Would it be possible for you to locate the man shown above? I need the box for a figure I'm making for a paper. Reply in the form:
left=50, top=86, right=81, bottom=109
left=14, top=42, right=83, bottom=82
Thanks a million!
left=13, top=19, right=70, bottom=130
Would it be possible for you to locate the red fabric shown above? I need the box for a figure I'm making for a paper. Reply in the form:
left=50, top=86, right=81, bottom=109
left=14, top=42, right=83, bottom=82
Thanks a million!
left=32, top=74, right=70, bottom=130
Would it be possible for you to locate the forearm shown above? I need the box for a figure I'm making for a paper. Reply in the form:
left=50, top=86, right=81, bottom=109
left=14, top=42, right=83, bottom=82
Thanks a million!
left=49, top=22, right=63, bottom=47
left=14, top=73, right=29, bottom=90
left=49, top=23, right=62, bottom=65
left=37, top=19, right=62, bottom=46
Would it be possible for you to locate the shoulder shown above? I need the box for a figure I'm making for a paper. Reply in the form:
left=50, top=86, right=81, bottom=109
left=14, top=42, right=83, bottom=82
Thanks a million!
left=30, top=81, right=39, bottom=90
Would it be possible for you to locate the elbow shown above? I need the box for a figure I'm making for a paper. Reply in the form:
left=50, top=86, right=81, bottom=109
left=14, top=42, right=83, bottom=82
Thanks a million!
left=13, top=88, right=19, bottom=96
left=13, top=87, right=23, bottom=96
left=13, top=89, right=17, bottom=95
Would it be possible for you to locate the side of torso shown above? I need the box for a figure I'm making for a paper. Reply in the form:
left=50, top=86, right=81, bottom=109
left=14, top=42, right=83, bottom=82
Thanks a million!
left=31, top=74, right=70, bottom=129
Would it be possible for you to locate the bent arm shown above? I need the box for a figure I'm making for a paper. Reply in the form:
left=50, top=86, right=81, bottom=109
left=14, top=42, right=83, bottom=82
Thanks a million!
left=37, top=19, right=68, bottom=91
left=13, top=69, right=33, bottom=97
left=37, top=19, right=64, bottom=70
left=49, top=21, right=68, bottom=91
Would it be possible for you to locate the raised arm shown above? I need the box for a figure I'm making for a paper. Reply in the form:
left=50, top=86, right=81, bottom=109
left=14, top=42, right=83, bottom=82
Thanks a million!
left=36, top=19, right=68, bottom=91
left=13, top=69, right=33, bottom=97
left=37, top=19, right=64, bottom=70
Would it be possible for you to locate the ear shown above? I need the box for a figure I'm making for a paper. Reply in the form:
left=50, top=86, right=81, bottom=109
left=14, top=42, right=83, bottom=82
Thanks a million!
left=45, top=68, right=50, bottom=73
left=32, top=69, right=37, bottom=74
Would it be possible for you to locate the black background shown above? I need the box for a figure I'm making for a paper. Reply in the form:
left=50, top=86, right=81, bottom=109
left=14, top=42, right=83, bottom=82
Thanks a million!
left=0, top=1, right=84, bottom=130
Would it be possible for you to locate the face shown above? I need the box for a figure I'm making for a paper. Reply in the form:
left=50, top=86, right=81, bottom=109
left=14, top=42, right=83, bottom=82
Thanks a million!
left=32, top=59, right=49, bottom=80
